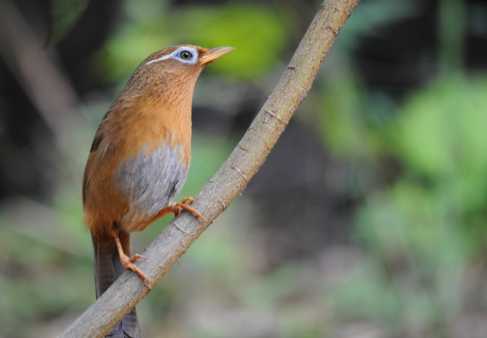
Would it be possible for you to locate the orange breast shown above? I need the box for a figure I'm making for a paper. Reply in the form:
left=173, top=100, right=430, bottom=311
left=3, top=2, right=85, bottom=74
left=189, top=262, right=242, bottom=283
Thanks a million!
left=83, top=92, right=192, bottom=238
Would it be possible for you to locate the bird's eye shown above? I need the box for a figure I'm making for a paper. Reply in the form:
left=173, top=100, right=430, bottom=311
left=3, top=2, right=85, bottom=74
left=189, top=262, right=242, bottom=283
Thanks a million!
left=179, top=50, right=193, bottom=60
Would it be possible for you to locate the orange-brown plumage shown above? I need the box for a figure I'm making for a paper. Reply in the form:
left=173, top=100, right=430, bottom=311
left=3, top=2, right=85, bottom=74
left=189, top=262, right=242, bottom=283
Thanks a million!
left=82, top=45, right=232, bottom=338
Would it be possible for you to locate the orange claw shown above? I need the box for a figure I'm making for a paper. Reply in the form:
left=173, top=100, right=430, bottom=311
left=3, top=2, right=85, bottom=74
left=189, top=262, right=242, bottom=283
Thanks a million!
left=111, top=228, right=153, bottom=289
left=159, top=197, right=206, bottom=222
left=136, top=197, right=206, bottom=233
left=173, top=197, right=206, bottom=221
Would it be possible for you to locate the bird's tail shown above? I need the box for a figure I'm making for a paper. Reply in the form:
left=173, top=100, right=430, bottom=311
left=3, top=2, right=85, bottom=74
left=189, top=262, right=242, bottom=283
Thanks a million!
left=92, top=231, right=140, bottom=338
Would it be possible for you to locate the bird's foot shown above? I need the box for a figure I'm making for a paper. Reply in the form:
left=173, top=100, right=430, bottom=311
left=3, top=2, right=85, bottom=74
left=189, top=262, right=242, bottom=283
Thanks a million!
left=168, top=197, right=206, bottom=222
left=110, top=227, right=153, bottom=289
left=129, top=254, right=144, bottom=263
left=119, top=251, right=153, bottom=289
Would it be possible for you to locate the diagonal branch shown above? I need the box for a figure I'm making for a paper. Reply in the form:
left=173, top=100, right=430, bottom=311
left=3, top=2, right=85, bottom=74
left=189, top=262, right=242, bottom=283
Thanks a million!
left=59, top=0, right=359, bottom=337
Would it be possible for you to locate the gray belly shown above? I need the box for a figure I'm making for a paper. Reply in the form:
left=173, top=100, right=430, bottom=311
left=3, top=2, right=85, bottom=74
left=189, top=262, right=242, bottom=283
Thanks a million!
left=115, top=144, right=188, bottom=227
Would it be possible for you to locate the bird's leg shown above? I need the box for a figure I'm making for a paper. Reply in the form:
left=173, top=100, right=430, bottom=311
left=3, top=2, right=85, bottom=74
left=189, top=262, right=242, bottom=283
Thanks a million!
left=158, top=197, right=205, bottom=222
left=110, top=227, right=153, bottom=289
left=135, top=197, right=206, bottom=232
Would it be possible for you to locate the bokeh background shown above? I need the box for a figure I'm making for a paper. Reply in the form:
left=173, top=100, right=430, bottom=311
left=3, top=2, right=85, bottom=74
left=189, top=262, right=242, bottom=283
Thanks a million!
left=1, top=0, right=487, bottom=337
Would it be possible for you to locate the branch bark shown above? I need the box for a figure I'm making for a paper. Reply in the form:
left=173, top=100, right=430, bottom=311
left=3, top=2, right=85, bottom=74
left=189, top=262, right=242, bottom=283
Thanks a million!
left=60, top=0, right=359, bottom=337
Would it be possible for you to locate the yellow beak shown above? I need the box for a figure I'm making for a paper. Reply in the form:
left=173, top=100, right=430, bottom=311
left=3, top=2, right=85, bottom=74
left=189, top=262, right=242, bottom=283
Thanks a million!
left=200, top=46, right=234, bottom=65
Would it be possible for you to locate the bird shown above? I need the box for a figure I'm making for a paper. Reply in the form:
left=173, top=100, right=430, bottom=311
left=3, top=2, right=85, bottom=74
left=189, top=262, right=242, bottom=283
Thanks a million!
left=82, top=44, right=233, bottom=338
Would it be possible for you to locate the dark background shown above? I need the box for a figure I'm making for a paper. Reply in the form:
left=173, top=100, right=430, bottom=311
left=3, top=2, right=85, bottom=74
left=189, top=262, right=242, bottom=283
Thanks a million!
left=1, top=0, right=487, bottom=337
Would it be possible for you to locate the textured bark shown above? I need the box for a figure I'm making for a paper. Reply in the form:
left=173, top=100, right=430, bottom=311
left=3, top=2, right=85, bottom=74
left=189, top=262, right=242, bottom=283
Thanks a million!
left=59, top=0, right=360, bottom=337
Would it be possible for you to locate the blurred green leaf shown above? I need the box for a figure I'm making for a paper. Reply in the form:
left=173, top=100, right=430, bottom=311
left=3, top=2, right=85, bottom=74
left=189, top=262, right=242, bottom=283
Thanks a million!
left=320, top=70, right=374, bottom=157
left=98, top=4, right=289, bottom=80
left=356, top=181, right=469, bottom=266
left=331, top=261, right=402, bottom=323
left=394, top=76, right=487, bottom=180
left=49, top=0, right=89, bottom=43
left=347, top=180, right=467, bottom=328
left=96, top=24, right=171, bottom=82
left=438, top=0, right=466, bottom=73
left=170, top=5, right=289, bottom=79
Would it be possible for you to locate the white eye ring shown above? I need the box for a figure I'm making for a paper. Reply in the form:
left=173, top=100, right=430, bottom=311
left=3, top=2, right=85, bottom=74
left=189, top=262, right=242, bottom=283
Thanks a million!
left=146, top=46, right=199, bottom=66
left=174, top=48, right=198, bottom=64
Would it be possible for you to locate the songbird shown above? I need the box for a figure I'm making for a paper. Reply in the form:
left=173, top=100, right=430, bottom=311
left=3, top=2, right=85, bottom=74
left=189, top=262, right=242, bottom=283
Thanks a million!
left=82, top=45, right=233, bottom=338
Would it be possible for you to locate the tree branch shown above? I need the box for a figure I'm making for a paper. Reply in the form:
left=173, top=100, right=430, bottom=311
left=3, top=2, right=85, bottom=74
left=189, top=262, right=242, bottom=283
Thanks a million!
left=59, top=0, right=359, bottom=337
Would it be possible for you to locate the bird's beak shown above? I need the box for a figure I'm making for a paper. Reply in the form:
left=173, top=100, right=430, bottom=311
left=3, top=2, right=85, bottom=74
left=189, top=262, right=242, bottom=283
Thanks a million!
left=200, top=46, right=234, bottom=65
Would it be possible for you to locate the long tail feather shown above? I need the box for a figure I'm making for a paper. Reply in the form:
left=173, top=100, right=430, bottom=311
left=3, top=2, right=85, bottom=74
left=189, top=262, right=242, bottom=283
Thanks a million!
left=92, top=232, right=141, bottom=338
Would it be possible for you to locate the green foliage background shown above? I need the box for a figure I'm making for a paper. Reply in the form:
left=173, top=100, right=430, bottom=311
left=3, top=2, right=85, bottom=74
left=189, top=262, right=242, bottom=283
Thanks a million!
left=2, top=0, right=487, bottom=337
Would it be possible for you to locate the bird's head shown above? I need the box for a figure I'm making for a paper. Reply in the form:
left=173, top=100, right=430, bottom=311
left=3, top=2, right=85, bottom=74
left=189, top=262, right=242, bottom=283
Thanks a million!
left=122, top=45, right=233, bottom=100
left=145, top=45, right=233, bottom=70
